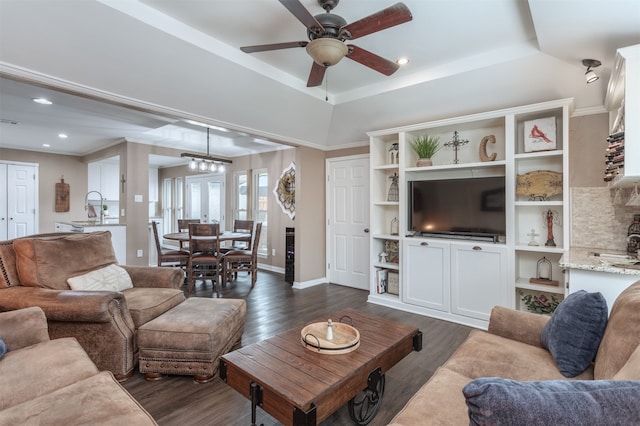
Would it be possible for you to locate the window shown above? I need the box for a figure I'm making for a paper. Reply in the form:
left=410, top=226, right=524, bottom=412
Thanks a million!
left=163, top=178, right=172, bottom=235
left=234, top=171, right=248, bottom=220
left=253, top=169, right=268, bottom=257
left=175, top=177, right=184, bottom=230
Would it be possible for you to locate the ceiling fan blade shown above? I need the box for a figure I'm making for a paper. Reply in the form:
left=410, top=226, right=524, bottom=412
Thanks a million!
left=307, top=62, right=327, bottom=87
left=240, top=41, right=308, bottom=53
left=340, top=2, right=412, bottom=40
left=346, top=45, right=400, bottom=76
left=279, top=0, right=324, bottom=32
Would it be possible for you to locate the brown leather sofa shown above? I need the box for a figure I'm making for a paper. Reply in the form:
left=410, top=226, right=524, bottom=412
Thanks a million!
left=389, top=280, right=640, bottom=425
left=0, top=306, right=157, bottom=425
left=0, top=231, right=185, bottom=380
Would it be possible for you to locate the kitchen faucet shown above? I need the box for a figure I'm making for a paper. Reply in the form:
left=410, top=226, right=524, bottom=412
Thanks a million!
left=84, top=191, right=105, bottom=223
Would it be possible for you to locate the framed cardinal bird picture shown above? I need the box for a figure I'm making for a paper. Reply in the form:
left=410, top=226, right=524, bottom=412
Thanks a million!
left=524, top=117, right=557, bottom=152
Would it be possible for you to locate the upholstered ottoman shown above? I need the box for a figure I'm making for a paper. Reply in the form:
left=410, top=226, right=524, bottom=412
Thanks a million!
left=137, top=297, right=246, bottom=383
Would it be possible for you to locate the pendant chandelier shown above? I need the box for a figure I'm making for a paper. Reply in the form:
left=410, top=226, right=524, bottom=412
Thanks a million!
left=181, top=127, right=232, bottom=173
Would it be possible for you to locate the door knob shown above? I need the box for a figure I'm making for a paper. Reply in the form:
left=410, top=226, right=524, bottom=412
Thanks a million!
left=364, top=228, right=370, bottom=233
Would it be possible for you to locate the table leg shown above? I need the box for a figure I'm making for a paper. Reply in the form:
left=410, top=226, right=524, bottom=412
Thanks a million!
left=348, top=368, right=385, bottom=425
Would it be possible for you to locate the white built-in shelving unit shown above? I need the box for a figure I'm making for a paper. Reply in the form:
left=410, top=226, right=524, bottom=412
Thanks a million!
left=368, top=99, right=572, bottom=329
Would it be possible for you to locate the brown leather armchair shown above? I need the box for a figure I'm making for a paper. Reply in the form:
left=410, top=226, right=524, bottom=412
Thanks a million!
left=0, top=232, right=185, bottom=381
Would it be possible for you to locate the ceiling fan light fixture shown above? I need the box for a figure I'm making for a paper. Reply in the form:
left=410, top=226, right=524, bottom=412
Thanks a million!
left=306, top=38, right=348, bottom=67
left=396, top=57, right=409, bottom=65
left=582, top=59, right=601, bottom=84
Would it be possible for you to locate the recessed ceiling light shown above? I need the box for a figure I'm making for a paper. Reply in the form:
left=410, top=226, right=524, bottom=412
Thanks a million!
left=58, top=133, right=68, bottom=139
left=32, top=97, right=52, bottom=105
left=42, top=143, right=50, bottom=147
left=396, top=57, right=410, bottom=65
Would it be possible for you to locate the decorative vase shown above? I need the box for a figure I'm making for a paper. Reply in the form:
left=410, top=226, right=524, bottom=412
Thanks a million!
left=416, top=158, right=433, bottom=167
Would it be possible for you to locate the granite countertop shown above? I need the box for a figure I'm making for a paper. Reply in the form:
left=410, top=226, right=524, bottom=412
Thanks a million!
left=61, top=221, right=124, bottom=227
left=560, top=247, right=640, bottom=276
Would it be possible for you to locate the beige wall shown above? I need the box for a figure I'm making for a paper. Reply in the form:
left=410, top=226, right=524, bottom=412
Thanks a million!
left=569, top=114, right=609, bottom=188
left=568, top=113, right=639, bottom=250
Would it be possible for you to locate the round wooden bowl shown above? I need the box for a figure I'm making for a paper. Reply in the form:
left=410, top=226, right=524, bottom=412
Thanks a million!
left=301, top=321, right=360, bottom=355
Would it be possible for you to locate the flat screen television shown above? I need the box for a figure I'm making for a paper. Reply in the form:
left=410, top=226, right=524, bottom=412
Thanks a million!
left=408, top=176, right=506, bottom=241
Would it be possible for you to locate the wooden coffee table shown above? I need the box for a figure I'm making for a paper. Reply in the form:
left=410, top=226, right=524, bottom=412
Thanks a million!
left=220, top=308, right=422, bottom=425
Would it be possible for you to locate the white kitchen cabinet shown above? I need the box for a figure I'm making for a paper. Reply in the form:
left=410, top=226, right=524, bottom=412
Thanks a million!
left=451, top=242, right=508, bottom=321
left=605, top=44, right=640, bottom=187
left=403, top=238, right=450, bottom=311
left=567, top=268, right=639, bottom=315
left=88, top=159, right=120, bottom=201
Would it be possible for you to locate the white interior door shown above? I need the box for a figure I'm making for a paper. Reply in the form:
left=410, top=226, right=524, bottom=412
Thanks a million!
left=3, top=163, right=38, bottom=239
left=185, top=174, right=225, bottom=229
left=326, top=156, right=370, bottom=289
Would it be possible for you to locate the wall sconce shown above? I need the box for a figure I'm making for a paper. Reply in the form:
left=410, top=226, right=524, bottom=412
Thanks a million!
left=582, top=59, right=601, bottom=84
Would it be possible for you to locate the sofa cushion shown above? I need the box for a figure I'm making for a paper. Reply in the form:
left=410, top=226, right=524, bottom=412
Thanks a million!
left=389, top=367, right=472, bottom=426
left=0, top=337, right=99, bottom=410
left=123, top=288, right=185, bottom=327
left=595, top=280, right=640, bottom=379
left=0, top=371, right=157, bottom=425
left=67, top=264, right=133, bottom=292
left=443, top=330, right=594, bottom=381
left=13, top=231, right=117, bottom=290
left=463, top=377, right=640, bottom=426
left=541, top=290, right=608, bottom=377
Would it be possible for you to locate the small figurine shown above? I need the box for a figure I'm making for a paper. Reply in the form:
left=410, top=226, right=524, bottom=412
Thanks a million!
left=326, top=319, right=333, bottom=341
left=545, top=210, right=556, bottom=247
left=527, top=229, right=539, bottom=246
left=379, top=252, right=388, bottom=263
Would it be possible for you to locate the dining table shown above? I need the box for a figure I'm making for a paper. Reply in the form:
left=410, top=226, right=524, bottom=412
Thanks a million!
left=163, top=231, right=251, bottom=244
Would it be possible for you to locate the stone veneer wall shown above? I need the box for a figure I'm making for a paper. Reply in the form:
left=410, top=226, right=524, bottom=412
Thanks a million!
left=571, top=186, right=640, bottom=250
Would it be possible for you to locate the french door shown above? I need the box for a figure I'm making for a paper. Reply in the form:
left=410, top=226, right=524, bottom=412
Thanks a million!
left=185, top=174, right=225, bottom=230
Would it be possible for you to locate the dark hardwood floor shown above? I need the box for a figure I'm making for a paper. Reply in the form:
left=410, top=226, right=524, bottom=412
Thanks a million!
left=122, top=270, right=472, bottom=426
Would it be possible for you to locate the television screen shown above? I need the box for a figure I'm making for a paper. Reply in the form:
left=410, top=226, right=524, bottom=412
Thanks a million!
left=409, top=177, right=506, bottom=240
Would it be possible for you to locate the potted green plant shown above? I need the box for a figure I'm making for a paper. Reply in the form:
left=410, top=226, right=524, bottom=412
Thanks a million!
left=410, top=134, right=441, bottom=166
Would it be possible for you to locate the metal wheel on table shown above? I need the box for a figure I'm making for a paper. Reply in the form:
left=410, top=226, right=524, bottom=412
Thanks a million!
left=348, top=370, right=385, bottom=425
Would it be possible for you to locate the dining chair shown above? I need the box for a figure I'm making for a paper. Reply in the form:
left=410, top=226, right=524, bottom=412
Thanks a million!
left=187, top=223, right=222, bottom=293
left=220, top=220, right=254, bottom=254
left=222, top=222, right=262, bottom=288
left=177, top=219, right=201, bottom=250
left=151, top=221, right=189, bottom=269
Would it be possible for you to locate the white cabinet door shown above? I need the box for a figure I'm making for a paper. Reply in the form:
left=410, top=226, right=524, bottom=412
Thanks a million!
left=451, top=243, right=508, bottom=321
left=101, top=164, right=120, bottom=201
left=403, top=239, right=450, bottom=311
left=88, top=163, right=119, bottom=201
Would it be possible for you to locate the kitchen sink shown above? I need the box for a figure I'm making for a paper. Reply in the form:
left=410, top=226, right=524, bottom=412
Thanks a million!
left=589, top=251, right=636, bottom=260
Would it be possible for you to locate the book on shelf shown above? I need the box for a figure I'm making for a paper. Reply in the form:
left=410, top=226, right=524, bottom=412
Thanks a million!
left=387, top=271, right=399, bottom=295
left=376, top=269, right=388, bottom=294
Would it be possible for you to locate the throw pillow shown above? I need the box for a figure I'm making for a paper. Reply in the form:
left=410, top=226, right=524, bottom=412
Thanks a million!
left=67, top=264, right=133, bottom=292
left=13, top=231, right=117, bottom=290
left=541, top=290, right=608, bottom=377
left=0, top=336, right=7, bottom=359
left=464, top=377, right=640, bottom=426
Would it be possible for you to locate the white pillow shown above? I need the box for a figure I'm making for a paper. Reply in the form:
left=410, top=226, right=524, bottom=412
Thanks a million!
left=67, top=264, right=133, bottom=291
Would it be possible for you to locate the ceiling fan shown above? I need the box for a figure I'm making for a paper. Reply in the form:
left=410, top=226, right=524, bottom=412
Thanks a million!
left=240, top=0, right=413, bottom=87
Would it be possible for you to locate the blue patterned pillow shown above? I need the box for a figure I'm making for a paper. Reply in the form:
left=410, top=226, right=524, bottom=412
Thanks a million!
left=464, top=378, right=640, bottom=425
left=0, top=336, right=7, bottom=359
left=541, top=290, right=608, bottom=377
